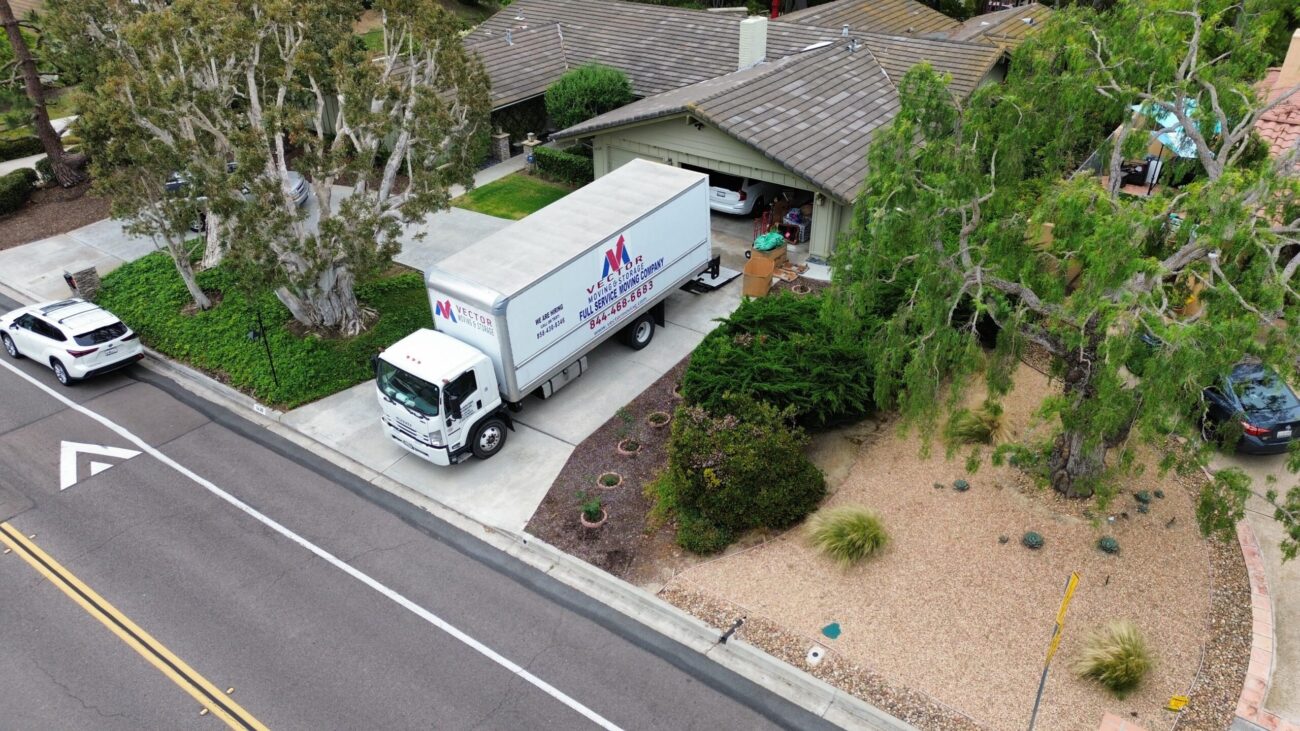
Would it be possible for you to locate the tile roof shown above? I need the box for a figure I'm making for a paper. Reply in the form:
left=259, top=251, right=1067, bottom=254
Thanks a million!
left=8, top=0, right=42, bottom=18
left=856, top=32, right=1002, bottom=98
left=466, top=0, right=835, bottom=107
left=1257, top=68, right=1300, bottom=160
left=778, top=0, right=959, bottom=38
left=559, top=37, right=1000, bottom=203
left=948, top=3, right=1051, bottom=50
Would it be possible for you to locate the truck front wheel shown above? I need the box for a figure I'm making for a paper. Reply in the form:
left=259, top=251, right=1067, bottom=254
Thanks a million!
left=472, top=418, right=508, bottom=459
left=621, top=314, right=655, bottom=350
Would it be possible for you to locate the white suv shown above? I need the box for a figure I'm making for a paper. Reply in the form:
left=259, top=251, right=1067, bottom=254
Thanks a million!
left=1, top=299, right=144, bottom=386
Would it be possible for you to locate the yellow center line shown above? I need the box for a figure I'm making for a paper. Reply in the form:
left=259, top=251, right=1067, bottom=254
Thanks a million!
left=0, top=522, right=268, bottom=730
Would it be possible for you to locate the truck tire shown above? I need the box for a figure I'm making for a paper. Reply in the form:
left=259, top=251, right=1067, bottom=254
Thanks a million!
left=621, top=314, right=655, bottom=350
left=472, top=417, right=508, bottom=459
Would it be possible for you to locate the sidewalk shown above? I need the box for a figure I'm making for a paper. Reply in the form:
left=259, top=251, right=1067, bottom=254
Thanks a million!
left=0, top=116, right=80, bottom=176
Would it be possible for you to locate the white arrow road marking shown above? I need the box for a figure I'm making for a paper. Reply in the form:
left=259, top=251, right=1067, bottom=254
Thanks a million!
left=59, top=441, right=142, bottom=490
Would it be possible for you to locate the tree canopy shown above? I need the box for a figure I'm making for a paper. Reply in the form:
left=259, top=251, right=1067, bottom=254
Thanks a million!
left=829, top=0, right=1300, bottom=559
left=53, top=0, right=491, bottom=333
left=544, top=64, right=634, bottom=132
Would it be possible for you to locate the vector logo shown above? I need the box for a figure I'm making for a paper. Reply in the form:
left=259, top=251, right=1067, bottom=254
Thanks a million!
left=601, top=235, right=632, bottom=278
left=434, top=299, right=457, bottom=323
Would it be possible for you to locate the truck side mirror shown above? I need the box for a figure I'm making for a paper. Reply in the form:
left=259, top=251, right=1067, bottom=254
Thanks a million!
left=446, top=392, right=463, bottom=420
left=369, top=354, right=379, bottom=376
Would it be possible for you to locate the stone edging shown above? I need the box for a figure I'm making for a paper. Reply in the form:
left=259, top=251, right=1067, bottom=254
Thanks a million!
left=1235, top=522, right=1298, bottom=730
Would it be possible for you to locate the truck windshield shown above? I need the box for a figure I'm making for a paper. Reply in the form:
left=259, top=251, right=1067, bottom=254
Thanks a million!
left=376, top=361, right=440, bottom=417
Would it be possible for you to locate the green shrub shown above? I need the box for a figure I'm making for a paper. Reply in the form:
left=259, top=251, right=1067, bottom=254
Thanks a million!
left=675, top=509, right=734, bottom=554
left=1074, top=620, right=1152, bottom=698
left=1022, top=531, right=1044, bottom=549
left=97, top=252, right=430, bottom=408
left=533, top=146, right=594, bottom=186
left=0, top=135, right=43, bottom=162
left=945, top=401, right=1006, bottom=445
left=682, top=293, right=874, bottom=429
left=809, top=507, right=889, bottom=566
left=578, top=492, right=603, bottom=522
left=34, top=156, right=53, bottom=185
left=544, top=63, right=634, bottom=130
left=1134, top=490, right=1152, bottom=504
left=0, top=169, right=37, bottom=215
left=654, top=395, right=826, bottom=553
left=1098, top=536, right=1120, bottom=554
left=952, top=479, right=970, bottom=492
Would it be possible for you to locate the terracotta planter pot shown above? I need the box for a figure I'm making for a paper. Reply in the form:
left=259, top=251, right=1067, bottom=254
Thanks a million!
left=580, top=508, right=608, bottom=529
left=791, top=283, right=812, bottom=295
left=646, top=411, right=671, bottom=429
left=616, top=438, right=642, bottom=456
left=597, top=472, right=623, bottom=489
left=671, top=383, right=684, bottom=400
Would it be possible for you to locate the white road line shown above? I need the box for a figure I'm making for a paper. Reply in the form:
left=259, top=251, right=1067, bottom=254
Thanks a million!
left=0, top=360, right=623, bottom=731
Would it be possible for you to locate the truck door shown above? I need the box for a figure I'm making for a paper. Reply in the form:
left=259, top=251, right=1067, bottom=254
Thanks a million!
left=442, top=369, right=481, bottom=452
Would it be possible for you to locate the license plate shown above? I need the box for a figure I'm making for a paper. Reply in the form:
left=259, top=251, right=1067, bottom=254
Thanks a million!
left=1278, top=429, right=1292, bottom=439
left=104, top=347, right=117, bottom=357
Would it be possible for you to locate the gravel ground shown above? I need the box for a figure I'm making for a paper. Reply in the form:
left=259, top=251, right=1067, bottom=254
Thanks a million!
left=0, top=181, right=111, bottom=251
left=666, top=366, right=1217, bottom=731
left=1174, top=533, right=1251, bottom=730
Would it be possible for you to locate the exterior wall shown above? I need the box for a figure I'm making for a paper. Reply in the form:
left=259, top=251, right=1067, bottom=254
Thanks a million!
left=590, top=116, right=850, bottom=262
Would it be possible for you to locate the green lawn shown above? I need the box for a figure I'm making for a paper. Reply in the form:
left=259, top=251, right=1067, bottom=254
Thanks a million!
left=98, top=252, right=431, bottom=409
left=451, top=172, right=574, bottom=220
left=359, top=29, right=384, bottom=52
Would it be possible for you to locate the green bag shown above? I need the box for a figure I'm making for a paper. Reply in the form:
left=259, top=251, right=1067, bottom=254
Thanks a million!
left=754, top=231, right=786, bottom=251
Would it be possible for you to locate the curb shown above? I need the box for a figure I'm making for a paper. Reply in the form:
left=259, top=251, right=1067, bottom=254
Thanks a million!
left=1235, top=522, right=1299, bottom=730
left=0, top=281, right=913, bottom=730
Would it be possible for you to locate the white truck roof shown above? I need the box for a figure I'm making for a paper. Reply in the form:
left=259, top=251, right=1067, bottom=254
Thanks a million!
left=434, top=158, right=707, bottom=299
left=379, top=328, right=483, bottom=384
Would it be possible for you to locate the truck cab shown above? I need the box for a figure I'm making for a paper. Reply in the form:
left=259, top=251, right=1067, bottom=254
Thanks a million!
left=374, top=329, right=510, bottom=466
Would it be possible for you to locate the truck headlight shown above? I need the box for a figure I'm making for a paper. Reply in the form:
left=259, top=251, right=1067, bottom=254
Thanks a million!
left=428, top=431, right=445, bottom=447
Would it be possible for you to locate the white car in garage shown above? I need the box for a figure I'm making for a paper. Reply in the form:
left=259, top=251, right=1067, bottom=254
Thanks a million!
left=682, top=164, right=778, bottom=216
left=1, top=299, right=144, bottom=386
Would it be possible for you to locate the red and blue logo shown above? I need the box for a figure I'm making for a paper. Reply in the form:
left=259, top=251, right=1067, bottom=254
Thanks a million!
left=434, top=299, right=457, bottom=323
left=601, top=236, right=632, bottom=278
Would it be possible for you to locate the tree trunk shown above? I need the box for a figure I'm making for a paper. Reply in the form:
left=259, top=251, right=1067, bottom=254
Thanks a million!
left=200, top=212, right=224, bottom=269
left=169, top=243, right=211, bottom=310
left=1046, top=320, right=1106, bottom=498
left=275, top=265, right=368, bottom=336
left=0, top=0, right=86, bottom=188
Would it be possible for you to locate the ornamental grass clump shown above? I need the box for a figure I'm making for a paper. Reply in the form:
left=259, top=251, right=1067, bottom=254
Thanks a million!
left=944, top=401, right=1007, bottom=446
left=1074, top=620, right=1152, bottom=698
left=809, top=507, right=889, bottom=567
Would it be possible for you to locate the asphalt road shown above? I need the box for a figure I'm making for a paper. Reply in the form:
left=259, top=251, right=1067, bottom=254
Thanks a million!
left=0, top=293, right=837, bottom=731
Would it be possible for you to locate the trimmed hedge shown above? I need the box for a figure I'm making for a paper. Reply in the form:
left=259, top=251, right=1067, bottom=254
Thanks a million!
left=682, top=292, right=875, bottom=429
left=533, top=145, right=594, bottom=187
left=654, top=395, right=826, bottom=554
left=97, top=252, right=432, bottom=408
left=0, top=136, right=43, bottom=162
left=0, top=168, right=38, bottom=215
left=544, top=63, right=634, bottom=131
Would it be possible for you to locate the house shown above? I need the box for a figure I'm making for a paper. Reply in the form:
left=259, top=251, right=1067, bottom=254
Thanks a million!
left=1256, top=29, right=1300, bottom=160
left=468, top=0, right=1048, bottom=262
left=7, top=0, right=42, bottom=18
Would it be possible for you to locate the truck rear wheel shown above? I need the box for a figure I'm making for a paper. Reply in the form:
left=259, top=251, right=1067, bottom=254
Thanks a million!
left=472, top=418, right=508, bottom=459
left=621, top=314, right=655, bottom=350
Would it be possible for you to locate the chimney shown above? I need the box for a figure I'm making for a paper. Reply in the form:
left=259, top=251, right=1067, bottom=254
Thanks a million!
left=738, top=16, right=768, bottom=70
left=1279, top=28, right=1300, bottom=92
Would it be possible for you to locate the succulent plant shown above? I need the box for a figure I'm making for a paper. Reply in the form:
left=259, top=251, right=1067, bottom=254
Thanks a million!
left=998, top=535, right=1010, bottom=544
left=1154, top=489, right=1165, bottom=499
left=1098, top=536, right=1120, bottom=554
left=1137, top=503, right=1150, bottom=514
left=1022, top=531, right=1045, bottom=550
left=952, top=479, right=970, bottom=492
left=1135, top=490, right=1152, bottom=504
left=933, top=482, right=946, bottom=490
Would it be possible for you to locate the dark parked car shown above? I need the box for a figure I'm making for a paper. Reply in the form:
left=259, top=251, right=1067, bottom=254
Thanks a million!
left=1203, top=362, right=1300, bottom=455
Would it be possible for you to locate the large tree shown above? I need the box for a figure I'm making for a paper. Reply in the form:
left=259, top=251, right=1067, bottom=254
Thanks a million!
left=0, top=0, right=86, bottom=186
left=829, top=0, right=1300, bottom=557
left=58, top=0, right=491, bottom=333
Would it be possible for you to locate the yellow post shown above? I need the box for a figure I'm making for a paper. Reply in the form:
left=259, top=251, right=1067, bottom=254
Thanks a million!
left=1027, top=572, right=1080, bottom=731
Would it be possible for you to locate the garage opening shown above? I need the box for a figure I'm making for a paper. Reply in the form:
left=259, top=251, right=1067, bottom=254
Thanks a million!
left=680, top=163, right=816, bottom=260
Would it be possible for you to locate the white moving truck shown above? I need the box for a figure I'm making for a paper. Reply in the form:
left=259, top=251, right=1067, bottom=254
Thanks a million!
left=374, top=159, right=716, bottom=465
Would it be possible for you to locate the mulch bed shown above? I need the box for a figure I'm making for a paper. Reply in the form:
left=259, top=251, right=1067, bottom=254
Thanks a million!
left=0, top=180, right=111, bottom=251
left=524, top=358, right=689, bottom=579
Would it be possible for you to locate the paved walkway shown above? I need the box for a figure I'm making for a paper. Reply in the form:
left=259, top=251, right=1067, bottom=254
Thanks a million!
left=0, top=117, right=80, bottom=176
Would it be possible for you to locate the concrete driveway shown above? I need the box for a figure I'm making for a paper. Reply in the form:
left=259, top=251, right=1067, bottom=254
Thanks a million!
left=282, top=282, right=740, bottom=532
left=1212, top=451, right=1300, bottom=723
left=0, top=219, right=160, bottom=301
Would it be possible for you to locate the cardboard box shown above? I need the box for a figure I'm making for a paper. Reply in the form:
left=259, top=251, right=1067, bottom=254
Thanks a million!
left=742, top=255, right=775, bottom=297
left=752, top=245, right=788, bottom=266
